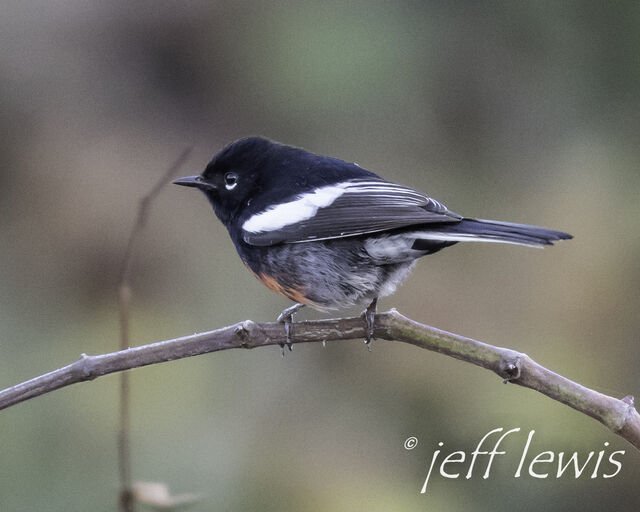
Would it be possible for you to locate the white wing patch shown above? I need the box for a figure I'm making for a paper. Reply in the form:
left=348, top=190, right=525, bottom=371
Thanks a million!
left=242, top=183, right=350, bottom=233
left=242, top=179, right=438, bottom=235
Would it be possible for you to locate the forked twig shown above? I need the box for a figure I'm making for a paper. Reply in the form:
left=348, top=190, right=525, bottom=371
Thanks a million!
left=117, top=147, right=192, bottom=511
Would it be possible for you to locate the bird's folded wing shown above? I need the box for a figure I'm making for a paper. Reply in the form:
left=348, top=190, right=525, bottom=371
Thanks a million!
left=241, top=179, right=461, bottom=246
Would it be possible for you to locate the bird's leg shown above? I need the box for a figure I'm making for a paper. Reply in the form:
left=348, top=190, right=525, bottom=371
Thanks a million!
left=277, top=302, right=305, bottom=355
left=361, top=297, right=378, bottom=345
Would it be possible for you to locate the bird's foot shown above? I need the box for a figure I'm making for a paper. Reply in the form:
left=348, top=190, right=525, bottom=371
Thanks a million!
left=277, top=303, right=305, bottom=356
left=361, top=297, right=378, bottom=346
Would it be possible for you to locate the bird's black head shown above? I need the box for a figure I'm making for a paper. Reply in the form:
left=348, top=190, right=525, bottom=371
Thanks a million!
left=174, top=136, right=380, bottom=230
left=173, top=137, right=279, bottom=225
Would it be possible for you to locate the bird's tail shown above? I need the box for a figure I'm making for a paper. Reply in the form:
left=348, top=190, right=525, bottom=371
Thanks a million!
left=414, top=218, right=573, bottom=248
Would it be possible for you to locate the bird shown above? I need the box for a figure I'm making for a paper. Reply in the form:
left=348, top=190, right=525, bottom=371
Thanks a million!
left=173, top=136, right=572, bottom=347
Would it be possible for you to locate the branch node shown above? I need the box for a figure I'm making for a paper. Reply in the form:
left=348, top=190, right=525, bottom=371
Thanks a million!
left=234, top=320, right=258, bottom=348
left=74, top=353, right=97, bottom=380
left=501, top=354, right=524, bottom=383
left=620, top=395, right=639, bottom=431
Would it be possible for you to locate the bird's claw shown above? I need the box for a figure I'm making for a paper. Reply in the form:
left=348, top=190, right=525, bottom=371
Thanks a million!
left=361, top=297, right=378, bottom=346
left=277, top=303, right=305, bottom=355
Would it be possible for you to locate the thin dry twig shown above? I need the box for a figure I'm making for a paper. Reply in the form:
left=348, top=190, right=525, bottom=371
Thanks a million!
left=117, top=147, right=193, bottom=512
left=0, top=310, right=638, bottom=450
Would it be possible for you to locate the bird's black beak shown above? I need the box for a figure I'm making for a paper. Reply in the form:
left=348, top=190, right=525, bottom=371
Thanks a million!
left=172, top=175, right=217, bottom=191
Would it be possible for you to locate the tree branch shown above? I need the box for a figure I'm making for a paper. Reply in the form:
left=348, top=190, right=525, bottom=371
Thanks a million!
left=1, top=310, right=638, bottom=450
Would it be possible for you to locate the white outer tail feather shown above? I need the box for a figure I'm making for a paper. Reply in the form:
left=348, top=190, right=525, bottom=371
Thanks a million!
left=410, top=231, right=546, bottom=248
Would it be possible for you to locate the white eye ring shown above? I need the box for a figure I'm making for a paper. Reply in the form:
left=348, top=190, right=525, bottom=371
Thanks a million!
left=224, top=172, right=238, bottom=190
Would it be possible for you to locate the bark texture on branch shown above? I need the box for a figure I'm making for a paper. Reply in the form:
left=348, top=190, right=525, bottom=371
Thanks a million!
left=1, top=310, right=638, bottom=450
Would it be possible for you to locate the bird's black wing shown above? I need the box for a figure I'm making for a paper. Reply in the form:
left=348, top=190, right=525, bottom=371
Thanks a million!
left=241, top=179, right=462, bottom=246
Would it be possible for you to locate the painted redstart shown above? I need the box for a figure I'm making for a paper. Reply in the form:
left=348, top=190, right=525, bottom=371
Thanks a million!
left=174, top=137, right=572, bottom=346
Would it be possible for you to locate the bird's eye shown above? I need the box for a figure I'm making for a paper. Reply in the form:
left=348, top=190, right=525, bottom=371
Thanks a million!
left=224, top=172, right=238, bottom=190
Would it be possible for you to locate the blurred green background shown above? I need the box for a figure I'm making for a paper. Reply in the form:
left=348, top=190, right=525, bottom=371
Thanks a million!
left=1, top=1, right=639, bottom=510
